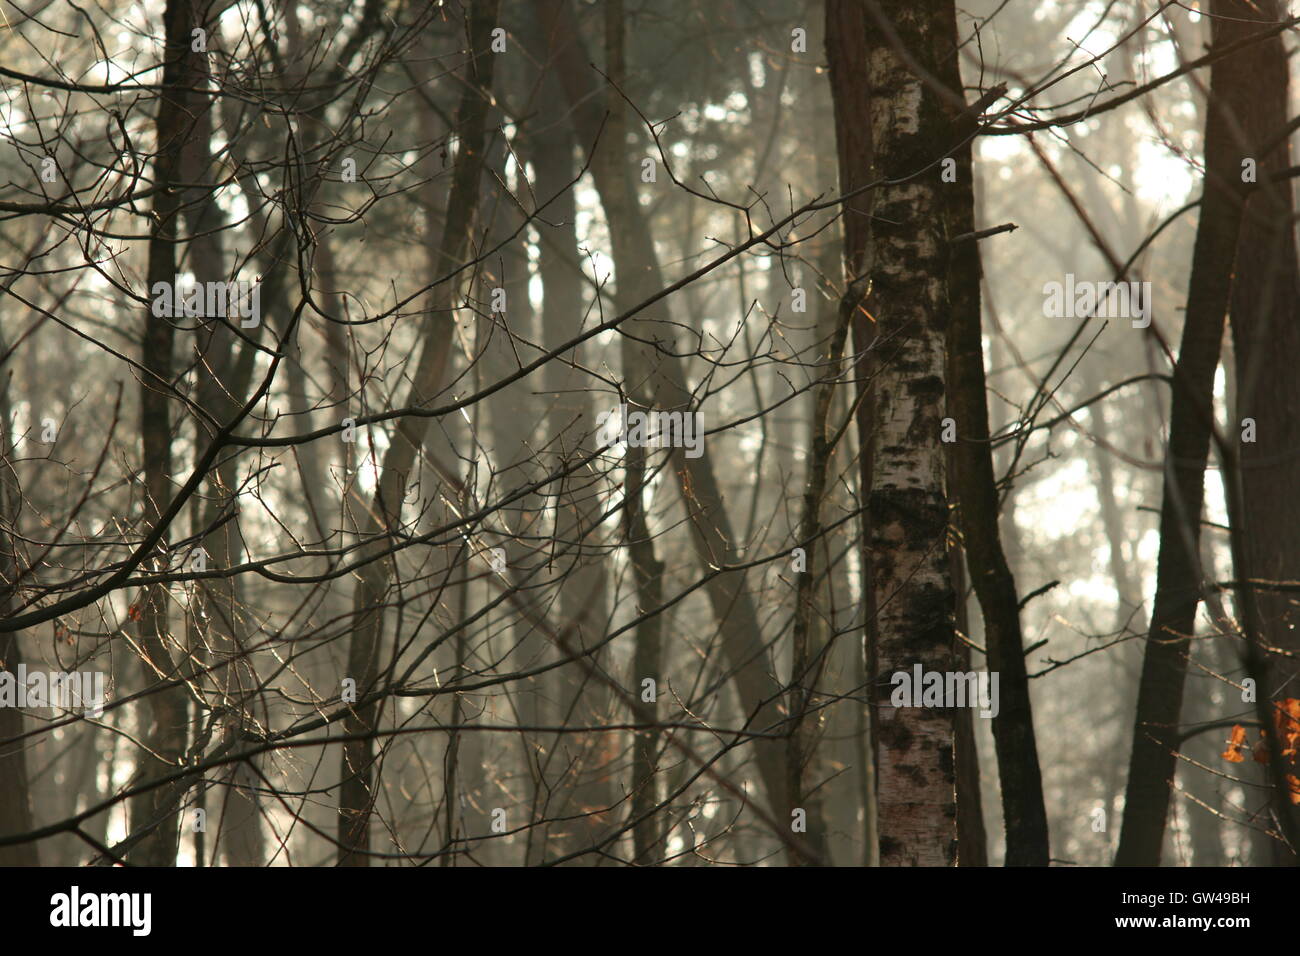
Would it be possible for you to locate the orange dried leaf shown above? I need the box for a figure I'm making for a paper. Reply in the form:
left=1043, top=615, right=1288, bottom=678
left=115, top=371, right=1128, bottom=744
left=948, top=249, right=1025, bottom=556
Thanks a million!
left=1222, top=725, right=1248, bottom=763
left=1273, top=698, right=1300, bottom=762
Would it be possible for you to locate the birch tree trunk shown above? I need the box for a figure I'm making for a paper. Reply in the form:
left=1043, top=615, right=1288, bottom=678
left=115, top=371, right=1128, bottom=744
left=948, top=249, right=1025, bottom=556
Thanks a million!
left=859, top=0, right=962, bottom=867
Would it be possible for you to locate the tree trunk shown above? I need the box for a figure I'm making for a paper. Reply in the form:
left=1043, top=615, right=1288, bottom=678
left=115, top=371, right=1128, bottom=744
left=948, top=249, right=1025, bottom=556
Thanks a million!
left=785, top=245, right=852, bottom=866
left=949, top=548, right=988, bottom=866
left=1115, top=0, right=1255, bottom=866
left=1221, top=0, right=1300, bottom=864
left=856, top=0, right=965, bottom=867
left=337, top=0, right=500, bottom=865
left=0, top=319, right=37, bottom=865
left=526, top=67, right=615, bottom=860
left=942, top=68, right=1050, bottom=865
left=825, top=0, right=880, bottom=866
left=535, top=0, right=801, bottom=858
left=126, top=0, right=201, bottom=867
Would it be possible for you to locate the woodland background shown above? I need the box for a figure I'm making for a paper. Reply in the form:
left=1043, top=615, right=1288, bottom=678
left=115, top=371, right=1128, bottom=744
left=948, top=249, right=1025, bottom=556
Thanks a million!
left=0, top=0, right=1298, bottom=867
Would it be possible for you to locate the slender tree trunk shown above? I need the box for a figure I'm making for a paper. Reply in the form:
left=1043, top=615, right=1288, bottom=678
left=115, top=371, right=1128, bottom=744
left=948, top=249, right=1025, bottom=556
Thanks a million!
left=178, top=7, right=268, bottom=867
left=476, top=134, right=549, bottom=863
left=1115, top=0, right=1254, bottom=865
left=943, top=70, right=1050, bottom=865
left=785, top=254, right=852, bottom=866
left=599, top=1, right=666, bottom=864
left=524, top=68, right=615, bottom=859
left=624, top=430, right=665, bottom=863
left=825, top=0, right=880, bottom=867
left=126, top=0, right=201, bottom=867
left=1182, top=640, right=1225, bottom=866
left=0, top=320, right=38, bottom=865
left=949, top=548, right=988, bottom=866
left=535, top=0, right=801, bottom=857
left=1085, top=371, right=1142, bottom=633
left=337, top=0, right=499, bottom=865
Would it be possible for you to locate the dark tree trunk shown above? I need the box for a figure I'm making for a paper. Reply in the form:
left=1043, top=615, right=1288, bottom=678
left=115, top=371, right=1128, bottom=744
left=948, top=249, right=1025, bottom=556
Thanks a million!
left=1115, top=0, right=1257, bottom=866
left=126, top=0, right=201, bottom=867
left=526, top=67, right=615, bottom=861
left=825, top=0, right=879, bottom=865
left=950, top=549, right=988, bottom=866
left=942, top=66, right=1050, bottom=865
left=1221, top=0, right=1300, bottom=864
left=535, top=0, right=802, bottom=858
left=337, top=0, right=499, bottom=865
left=0, top=273, right=37, bottom=864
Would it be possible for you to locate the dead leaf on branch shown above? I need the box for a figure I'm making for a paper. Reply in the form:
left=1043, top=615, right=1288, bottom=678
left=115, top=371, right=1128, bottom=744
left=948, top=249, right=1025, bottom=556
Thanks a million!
left=1222, top=724, right=1248, bottom=763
